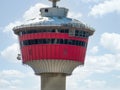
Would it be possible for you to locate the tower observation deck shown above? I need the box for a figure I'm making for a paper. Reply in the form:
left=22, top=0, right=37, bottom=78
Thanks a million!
left=13, top=0, right=95, bottom=90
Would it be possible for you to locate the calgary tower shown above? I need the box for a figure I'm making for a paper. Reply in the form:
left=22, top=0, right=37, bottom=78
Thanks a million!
left=13, top=0, right=95, bottom=90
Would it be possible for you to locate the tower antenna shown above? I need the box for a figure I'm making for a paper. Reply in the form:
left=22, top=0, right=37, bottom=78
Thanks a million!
left=49, top=0, right=60, bottom=7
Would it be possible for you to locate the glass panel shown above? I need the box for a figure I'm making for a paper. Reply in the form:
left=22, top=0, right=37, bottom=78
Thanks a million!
left=21, top=39, right=87, bottom=47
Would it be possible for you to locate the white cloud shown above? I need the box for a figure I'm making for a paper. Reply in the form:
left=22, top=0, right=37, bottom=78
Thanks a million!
left=3, top=2, right=82, bottom=34
left=3, top=21, right=22, bottom=33
left=10, top=80, right=22, bottom=86
left=84, top=79, right=106, bottom=88
left=0, top=79, right=10, bottom=88
left=1, top=3, right=49, bottom=64
left=82, top=0, right=103, bottom=3
left=3, top=3, right=48, bottom=34
left=67, top=66, right=93, bottom=90
left=1, top=1, right=120, bottom=90
left=89, top=46, right=99, bottom=54
left=68, top=12, right=82, bottom=19
left=89, top=0, right=120, bottom=17
left=100, top=33, right=120, bottom=53
left=86, top=53, right=120, bottom=73
left=67, top=32, right=120, bottom=90
left=66, top=48, right=120, bottom=89
left=0, top=69, right=39, bottom=90
left=67, top=53, right=120, bottom=84
left=3, top=21, right=22, bottom=39
left=0, top=79, right=22, bottom=90
left=1, top=43, right=20, bottom=63
left=23, top=3, right=48, bottom=20
left=0, top=70, right=25, bottom=78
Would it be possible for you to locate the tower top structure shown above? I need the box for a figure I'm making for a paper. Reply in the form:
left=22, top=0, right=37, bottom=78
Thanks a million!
left=49, top=0, right=60, bottom=7
left=13, top=0, right=95, bottom=90
left=40, top=0, right=68, bottom=17
left=13, top=0, right=95, bottom=33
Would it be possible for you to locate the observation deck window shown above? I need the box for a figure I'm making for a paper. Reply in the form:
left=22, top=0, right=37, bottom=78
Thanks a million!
left=21, top=39, right=87, bottom=48
left=75, top=30, right=89, bottom=38
left=19, top=29, right=89, bottom=38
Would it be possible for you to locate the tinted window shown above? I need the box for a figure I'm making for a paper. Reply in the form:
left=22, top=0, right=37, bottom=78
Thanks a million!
left=75, top=30, right=89, bottom=38
left=22, top=39, right=87, bottom=48
left=20, top=29, right=69, bottom=35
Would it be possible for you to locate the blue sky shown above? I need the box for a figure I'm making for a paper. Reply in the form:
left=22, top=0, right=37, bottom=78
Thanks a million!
left=0, top=0, right=120, bottom=90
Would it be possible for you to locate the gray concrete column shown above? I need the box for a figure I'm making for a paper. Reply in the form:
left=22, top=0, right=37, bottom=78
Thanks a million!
left=41, top=73, right=66, bottom=90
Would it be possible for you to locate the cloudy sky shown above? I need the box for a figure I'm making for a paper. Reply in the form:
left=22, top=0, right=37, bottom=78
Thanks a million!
left=0, top=0, right=120, bottom=90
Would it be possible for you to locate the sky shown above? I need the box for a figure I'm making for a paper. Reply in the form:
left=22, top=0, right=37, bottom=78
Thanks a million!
left=0, top=0, right=120, bottom=90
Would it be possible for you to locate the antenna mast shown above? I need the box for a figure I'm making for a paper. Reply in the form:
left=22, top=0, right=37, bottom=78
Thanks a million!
left=49, top=0, right=60, bottom=7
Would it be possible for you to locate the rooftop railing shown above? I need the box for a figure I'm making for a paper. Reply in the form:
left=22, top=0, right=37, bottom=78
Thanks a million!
left=13, top=22, right=95, bottom=31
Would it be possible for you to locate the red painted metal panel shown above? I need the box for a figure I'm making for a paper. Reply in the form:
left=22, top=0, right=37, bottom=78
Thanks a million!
left=42, top=45, right=45, bottom=59
left=62, top=45, right=66, bottom=60
left=70, top=46, right=74, bottom=60
left=78, top=46, right=81, bottom=62
left=32, top=45, right=36, bottom=60
left=22, top=43, right=87, bottom=63
left=33, top=45, right=38, bottom=60
left=40, top=45, right=42, bottom=59
left=46, top=45, right=48, bottom=59
left=56, top=45, right=60, bottom=59
left=22, top=46, right=28, bottom=62
left=53, top=45, right=57, bottom=59
left=45, top=45, right=48, bottom=59
left=53, top=45, right=56, bottom=59
left=51, top=45, right=54, bottom=59
left=80, top=47, right=84, bottom=62
left=50, top=45, right=53, bottom=59
left=41, top=45, right=44, bottom=59
left=45, top=45, right=47, bottom=59
left=76, top=46, right=80, bottom=61
left=60, top=45, right=64, bottom=60
left=79, top=47, right=83, bottom=62
left=26, top=46, right=29, bottom=61
left=46, top=45, right=50, bottom=59
left=74, top=46, right=78, bottom=61
left=27, top=46, right=30, bottom=60
left=67, top=46, right=71, bottom=60
left=83, top=48, right=87, bottom=62
left=38, top=45, right=43, bottom=60
left=25, top=46, right=28, bottom=62
left=24, top=47, right=27, bottom=62
left=83, top=47, right=85, bottom=62
left=76, top=47, right=79, bottom=61
left=50, top=45, right=52, bottom=59
left=71, top=46, right=75, bottom=60
left=59, top=45, right=63, bottom=59
left=31, top=46, right=34, bottom=60
left=37, top=45, right=40, bottom=59
left=21, top=48, right=24, bottom=62
left=43, top=45, right=46, bottom=59
left=19, top=33, right=88, bottom=42
left=78, top=47, right=81, bottom=61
